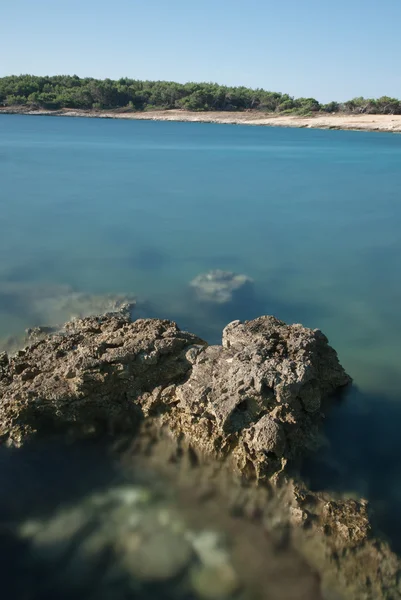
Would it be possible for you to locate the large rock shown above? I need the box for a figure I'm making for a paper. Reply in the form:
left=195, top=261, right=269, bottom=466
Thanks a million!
left=189, top=270, right=253, bottom=304
left=169, top=317, right=351, bottom=479
left=0, top=314, right=204, bottom=446
left=0, top=313, right=349, bottom=482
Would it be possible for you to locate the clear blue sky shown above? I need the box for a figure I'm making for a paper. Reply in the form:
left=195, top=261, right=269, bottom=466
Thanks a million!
left=2, top=0, right=400, bottom=102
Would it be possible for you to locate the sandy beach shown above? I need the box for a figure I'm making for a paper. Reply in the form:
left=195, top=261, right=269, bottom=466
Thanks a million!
left=2, top=107, right=401, bottom=133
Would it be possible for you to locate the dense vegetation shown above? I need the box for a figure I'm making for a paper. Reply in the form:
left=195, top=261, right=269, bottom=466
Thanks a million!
left=1, top=74, right=401, bottom=115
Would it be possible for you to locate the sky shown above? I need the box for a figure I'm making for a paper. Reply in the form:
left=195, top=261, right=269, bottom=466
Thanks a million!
left=1, top=0, right=400, bottom=102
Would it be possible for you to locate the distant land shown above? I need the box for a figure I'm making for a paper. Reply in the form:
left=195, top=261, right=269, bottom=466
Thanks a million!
left=3, top=106, right=401, bottom=133
left=2, top=75, right=401, bottom=132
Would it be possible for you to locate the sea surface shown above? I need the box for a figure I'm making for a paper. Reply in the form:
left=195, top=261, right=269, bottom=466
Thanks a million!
left=1, top=114, right=401, bottom=591
left=1, top=115, right=401, bottom=394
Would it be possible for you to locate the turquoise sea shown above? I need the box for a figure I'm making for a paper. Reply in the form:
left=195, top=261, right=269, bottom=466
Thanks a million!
left=1, top=114, right=401, bottom=571
left=1, top=115, right=401, bottom=396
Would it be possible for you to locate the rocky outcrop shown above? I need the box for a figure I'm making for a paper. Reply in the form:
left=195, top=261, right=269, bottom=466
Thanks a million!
left=169, top=317, right=350, bottom=479
left=1, top=312, right=400, bottom=599
left=189, top=270, right=253, bottom=304
left=283, top=481, right=401, bottom=600
left=0, top=314, right=349, bottom=481
left=0, top=314, right=204, bottom=446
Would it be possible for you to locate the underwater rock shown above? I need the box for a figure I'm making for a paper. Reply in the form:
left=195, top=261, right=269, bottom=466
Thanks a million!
left=14, top=482, right=242, bottom=599
left=190, top=563, right=239, bottom=599
left=0, top=281, right=137, bottom=346
left=189, top=270, right=253, bottom=304
left=37, top=289, right=136, bottom=323
left=0, top=281, right=138, bottom=354
left=120, top=529, right=193, bottom=581
left=0, top=326, right=61, bottom=356
left=189, top=530, right=239, bottom=599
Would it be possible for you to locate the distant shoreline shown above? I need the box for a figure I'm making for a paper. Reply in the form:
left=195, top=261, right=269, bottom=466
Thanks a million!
left=2, top=107, right=401, bottom=133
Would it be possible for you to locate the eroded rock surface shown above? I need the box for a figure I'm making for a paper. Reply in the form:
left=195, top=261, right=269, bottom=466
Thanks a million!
left=169, top=317, right=350, bottom=479
left=0, top=314, right=349, bottom=482
left=0, top=315, right=204, bottom=446
left=283, top=481, right=401, bottom=600
left=1, top=312, right=400, bottom=599
left=189, top=270, right=253, bottom=304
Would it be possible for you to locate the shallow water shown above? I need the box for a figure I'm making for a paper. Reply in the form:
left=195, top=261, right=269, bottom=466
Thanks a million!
left=1, top=114, right=401, bottom=572
left=1, top=115, right=401, bottom=397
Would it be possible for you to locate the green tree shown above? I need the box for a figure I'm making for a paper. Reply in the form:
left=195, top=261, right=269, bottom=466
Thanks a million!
left=1, top=74, right=400, bottom=116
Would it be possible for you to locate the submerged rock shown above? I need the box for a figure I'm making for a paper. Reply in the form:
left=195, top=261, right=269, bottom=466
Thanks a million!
left=190, top=270, right=253, bottom=304
left=10, top=471, right=320, bottom=600
left=190, top=563, right=239, bottom=599
left=189, top=530, right=239, bottom=599
left=0, top=282, right=137, bottom=352
left=34, top=289, right=136, bottom=323
left=119, top=528, right=193, bottom=582
left=0, top=281, right=137, bottom=322
left=15, top=484, right=201, bottom=596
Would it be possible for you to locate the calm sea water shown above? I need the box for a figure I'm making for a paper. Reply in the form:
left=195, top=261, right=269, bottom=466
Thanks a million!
left=1, top=114, right=401, bottom=554
left=1, top=115, right=400, bottom=396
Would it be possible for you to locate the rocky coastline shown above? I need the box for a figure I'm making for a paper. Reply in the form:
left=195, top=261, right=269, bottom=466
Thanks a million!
left=2, top=106, right=401, bottom=133
left=1, top=307, right=400, bottom=599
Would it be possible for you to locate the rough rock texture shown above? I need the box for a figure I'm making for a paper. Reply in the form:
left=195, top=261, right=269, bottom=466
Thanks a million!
left=189, top=270, right=253, bottom=304
left=0, top=314, right=204, bottom=446
left=283, top=481, right=401, bottom=600
left=0, top=314, right=349, bottom=482
left=169, top=317, right=350, bottom=478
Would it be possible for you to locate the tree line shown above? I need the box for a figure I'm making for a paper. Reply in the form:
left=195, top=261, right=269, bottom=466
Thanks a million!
left=1, top=74, right=400, bottom=115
